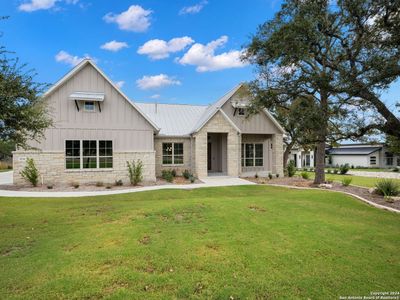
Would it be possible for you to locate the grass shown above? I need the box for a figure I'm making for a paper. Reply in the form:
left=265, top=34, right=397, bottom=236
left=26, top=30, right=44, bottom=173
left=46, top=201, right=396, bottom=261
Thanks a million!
left=298, top=171, right=400, bottom=188
left=0, top=186, right=399, bottom=299
left=0, top=169, right=11, bottom=172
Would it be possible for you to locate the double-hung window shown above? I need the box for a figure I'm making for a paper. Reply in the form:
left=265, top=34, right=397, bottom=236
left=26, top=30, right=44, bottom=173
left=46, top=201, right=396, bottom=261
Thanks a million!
left=242, top=143, right=263, bottom=167
left=83, top=140, right=97, bottom=169
left=162, top=143, right=184, bottom=165
left=65, top=140, right=81, bottom=169
left=65, top=140, right=113, bottom=169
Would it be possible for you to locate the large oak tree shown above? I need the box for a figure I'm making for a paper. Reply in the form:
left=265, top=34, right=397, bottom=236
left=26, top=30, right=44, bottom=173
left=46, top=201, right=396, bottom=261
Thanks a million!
left=244, top=0, right=400, bottom=183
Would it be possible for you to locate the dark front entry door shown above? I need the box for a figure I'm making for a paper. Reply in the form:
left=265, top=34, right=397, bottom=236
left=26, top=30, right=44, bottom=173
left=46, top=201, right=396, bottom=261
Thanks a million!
left=207, top=142, right=212, bottom=170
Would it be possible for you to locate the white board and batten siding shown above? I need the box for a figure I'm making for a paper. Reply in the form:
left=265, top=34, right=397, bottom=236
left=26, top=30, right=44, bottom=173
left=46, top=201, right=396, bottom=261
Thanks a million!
left=221, top=99, right=282, bottom=134
left=30, top=63, right=155, bottom=151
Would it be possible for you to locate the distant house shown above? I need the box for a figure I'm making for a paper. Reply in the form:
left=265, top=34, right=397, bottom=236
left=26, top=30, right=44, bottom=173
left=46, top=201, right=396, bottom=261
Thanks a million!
left=288, top=146, right=315, bottom=168
left=326, top=143, right=400, bottom=168
left=13, top=59, right=285, bottom=185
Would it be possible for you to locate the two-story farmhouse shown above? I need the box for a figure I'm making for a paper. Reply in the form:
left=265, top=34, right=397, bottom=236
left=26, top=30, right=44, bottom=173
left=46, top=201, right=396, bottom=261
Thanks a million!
left=13, top=59, right=284, bottom=185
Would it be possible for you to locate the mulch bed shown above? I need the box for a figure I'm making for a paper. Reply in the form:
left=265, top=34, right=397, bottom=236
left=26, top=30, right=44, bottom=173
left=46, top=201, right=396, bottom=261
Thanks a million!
left=245, top=176, right=400, bottom=211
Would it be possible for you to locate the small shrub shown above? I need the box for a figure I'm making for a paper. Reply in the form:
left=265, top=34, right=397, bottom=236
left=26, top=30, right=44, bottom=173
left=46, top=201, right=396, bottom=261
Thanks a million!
left=7, top=165, right=12, bottom=169
left=189, top=176, right=196, bottom=183
left=162, top=170, right=174, bottom=183
left=20, top=158, right=40, bottom=187
left=115, top=179, right=123, bottom=186
left=287, top=160, right=296, bottom=177
left=351, top=165, right=354, bottom=169
left=96, top=181, right=104, bottom=187
left=105, top=183, right=112, bottom=189
left=341, top=177, right=353, bottom=186
left=393, top=167, right=399, bottom=173
left=71, top=181, right=79, bottom=189
left=255, top=173, right=259, bottom=179
left=339, top=164, right=350, bottom=175
left=47, top=183, right=54, bottom=189
left=276, top=173, right=279, bottom=178
left=327, top=169, right=332, bottom=174
left=303, top=167, right=308, bottom=171
left=171, top=169, right=177, bottom=177
left=182, top=169, right=191, bottom=179
left=300, top=172, right=310, bottom=180
left=375, top=179, right=400, bottom=197
left=268, top=173, right=273, bottom=180
left=127, top=160, right=143, bottom=186
left=333, top=169, right=339, bottom=174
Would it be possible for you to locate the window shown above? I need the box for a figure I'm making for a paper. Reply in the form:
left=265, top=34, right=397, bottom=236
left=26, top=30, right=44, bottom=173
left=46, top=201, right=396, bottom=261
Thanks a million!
left=370, top=156, right=377, bottom=165
left=241, top=143, right=244, bottom=167
left=255, top=144, right=263, bottom=166
left=162, top=143, right=183, bottom=165
left=84, top=101, right=95, bottom=112
left=66, top=140, right=80, bottom=169
left=385, top=152, right=393, bottom=166
left=65, top=140, right=113, bottom=169
left=99, top=141, right=113, bottom=168
left=83, top=140, right=97, bottom=169
left=242, top=143, right=263, bottom=167
left=238, top=108, right=246, bottom=116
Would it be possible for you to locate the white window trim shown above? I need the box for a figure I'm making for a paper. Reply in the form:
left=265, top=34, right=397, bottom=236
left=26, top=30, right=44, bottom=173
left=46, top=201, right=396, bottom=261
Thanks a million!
left=65, top=139, right=113, bottom=170
left=162, top=142, right=184, bottom=166
left=83, top=101, right=96, bottom=112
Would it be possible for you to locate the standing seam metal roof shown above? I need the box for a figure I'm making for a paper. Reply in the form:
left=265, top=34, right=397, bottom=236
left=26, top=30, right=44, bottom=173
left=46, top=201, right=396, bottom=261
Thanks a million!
left=135, top=103, right=208, bottom=136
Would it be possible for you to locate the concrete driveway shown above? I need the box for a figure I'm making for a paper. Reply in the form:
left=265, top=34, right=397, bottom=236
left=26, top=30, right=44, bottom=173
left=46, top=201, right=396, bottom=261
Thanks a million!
left=0, top=171, right=13, bottom=185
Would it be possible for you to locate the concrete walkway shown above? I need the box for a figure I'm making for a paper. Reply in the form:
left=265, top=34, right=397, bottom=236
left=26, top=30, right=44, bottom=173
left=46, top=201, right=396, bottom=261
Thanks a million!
left=0, top=176, right=255, bottom=198
left=0, top=171, right=13, bottom=185
left=348, top=170, right=400, bottom=179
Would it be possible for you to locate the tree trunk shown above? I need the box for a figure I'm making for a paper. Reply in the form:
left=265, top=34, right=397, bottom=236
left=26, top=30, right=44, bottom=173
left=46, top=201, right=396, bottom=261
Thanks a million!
left=283, top=141, right=295, bottom=169
left=314, top=141, right=326, bottom=184
left=314, top=91, right=328, bottom=184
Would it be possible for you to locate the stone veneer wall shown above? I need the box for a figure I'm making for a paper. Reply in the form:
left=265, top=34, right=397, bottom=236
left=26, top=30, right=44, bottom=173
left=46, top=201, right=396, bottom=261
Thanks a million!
left=194, top=111, right=240, bottom=178
left=271, top=134, right=284, bottom=176
left=13, top=151, right=155, bottom=186
left=154, top=137, right=193, bottom=176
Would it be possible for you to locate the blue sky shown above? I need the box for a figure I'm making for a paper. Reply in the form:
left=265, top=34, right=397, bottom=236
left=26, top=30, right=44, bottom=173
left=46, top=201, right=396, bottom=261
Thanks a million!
left=1, top=0, right=399, bottom=108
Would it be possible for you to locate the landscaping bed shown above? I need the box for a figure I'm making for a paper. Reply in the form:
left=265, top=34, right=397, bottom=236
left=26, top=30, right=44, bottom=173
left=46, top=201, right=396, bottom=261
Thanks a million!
left=246, top=176, right=400, bottom=211
left=0, top=176, right=202, bottom=192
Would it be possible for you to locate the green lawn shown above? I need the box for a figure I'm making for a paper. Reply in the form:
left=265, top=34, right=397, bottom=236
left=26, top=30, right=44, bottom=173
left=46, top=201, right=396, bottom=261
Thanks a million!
left=0, top=186, right=399, bottom=299
left=0, top=169, right=11, bottom=172
left=298, top=171, right=400, bottom=188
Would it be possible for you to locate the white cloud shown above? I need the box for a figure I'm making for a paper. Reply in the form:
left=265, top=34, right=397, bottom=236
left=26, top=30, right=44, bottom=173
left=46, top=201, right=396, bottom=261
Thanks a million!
left=137, top=36, right=194, bottom=60
left=100, top=40, right=128, bottom=52
left=177, top=35, right=247, bottom=72
left=179, top=0, right=207, bottom=15
left=150, top=94, right=160, bottom=99
left=18, top=0, right=58, bottom=12
left=103, top=5, right=152, bottom=32
left=18, top=0, right=79, bottom=12
left=136, top=74, right=181, bottom=90
left=115, top=81, right=125, bottom=88
left=55, top=50, right=92, bottom=66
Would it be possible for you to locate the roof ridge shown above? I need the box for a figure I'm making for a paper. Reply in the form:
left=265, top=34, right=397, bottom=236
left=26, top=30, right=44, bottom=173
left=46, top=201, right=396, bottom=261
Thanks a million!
left=136, top=102, right=209, bottom=107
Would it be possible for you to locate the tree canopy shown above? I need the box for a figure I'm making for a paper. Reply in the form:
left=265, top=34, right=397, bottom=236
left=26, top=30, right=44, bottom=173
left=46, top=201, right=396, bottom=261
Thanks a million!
left=0, top=21, right=52, bottom=148
left=244, top=0, right=400, bottom=183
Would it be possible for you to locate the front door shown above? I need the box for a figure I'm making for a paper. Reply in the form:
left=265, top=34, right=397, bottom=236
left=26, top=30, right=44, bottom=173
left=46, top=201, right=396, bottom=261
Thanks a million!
left=207, top=142, right=212, bottom=171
